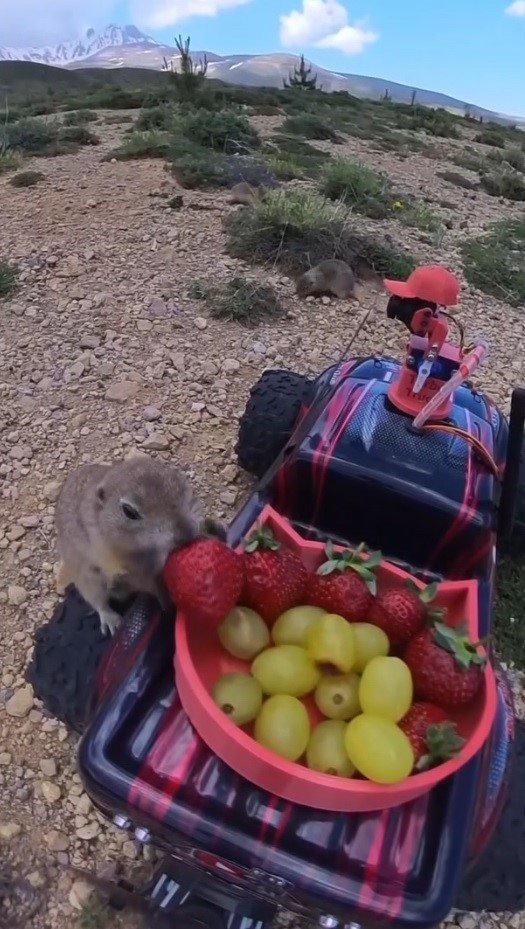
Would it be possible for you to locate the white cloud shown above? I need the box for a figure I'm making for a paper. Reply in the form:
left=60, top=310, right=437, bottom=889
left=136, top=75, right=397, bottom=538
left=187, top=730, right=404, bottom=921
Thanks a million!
left=505, top=0, right=525, bottom=14
left=0, top=1, right=117, bottom=46
left=130, top=0, right=252, bottom=29
left=280, top=0, right=378, bottom=55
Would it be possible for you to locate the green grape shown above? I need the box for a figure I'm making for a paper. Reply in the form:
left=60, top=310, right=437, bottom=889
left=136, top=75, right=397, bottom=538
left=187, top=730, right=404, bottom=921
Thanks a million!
left=306, top=720, right=355, bottom=777
left=254, top=695, right=310, bottom=762
left=307, top=613, right=356, bottom=673
left=351, top=622, right=390, bottom=672
left=212, top=673, right=263, bottom=726
left=314, top=672, right=361, bottom=721
left=251, top=645, right=320, bottom=697
left=218, top=606, right=270, bottom=660
left=272, top=606, right=326, bottom=647
left=344, top=714, right=414, bottom=784
left=359, top=656, right=413, bottom=722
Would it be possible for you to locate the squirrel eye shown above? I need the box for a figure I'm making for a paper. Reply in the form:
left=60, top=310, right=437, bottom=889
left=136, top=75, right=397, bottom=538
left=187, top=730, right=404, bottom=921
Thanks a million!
left=121, top=502, right=141, bottom=521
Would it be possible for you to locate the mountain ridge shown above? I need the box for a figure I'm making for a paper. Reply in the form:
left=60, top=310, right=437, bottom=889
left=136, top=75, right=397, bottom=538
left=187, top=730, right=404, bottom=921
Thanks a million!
left=1, top=24, right=523, bottom=123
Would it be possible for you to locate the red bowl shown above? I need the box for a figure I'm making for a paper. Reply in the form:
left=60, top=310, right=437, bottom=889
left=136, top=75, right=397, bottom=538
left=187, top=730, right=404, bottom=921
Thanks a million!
left=175, top=506, right=497, bottom=812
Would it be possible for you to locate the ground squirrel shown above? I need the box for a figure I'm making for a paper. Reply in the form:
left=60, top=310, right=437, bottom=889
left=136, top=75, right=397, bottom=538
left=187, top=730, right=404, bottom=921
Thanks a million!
left=55, top=457, right=201, bottom=636
left=229, top=181, right=268, bottom=206
left=296, top=259, right=357, bottom=300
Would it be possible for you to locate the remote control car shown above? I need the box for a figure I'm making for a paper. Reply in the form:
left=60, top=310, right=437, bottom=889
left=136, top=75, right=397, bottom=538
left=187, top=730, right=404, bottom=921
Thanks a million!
left=29, top=266, right=525, bottom=928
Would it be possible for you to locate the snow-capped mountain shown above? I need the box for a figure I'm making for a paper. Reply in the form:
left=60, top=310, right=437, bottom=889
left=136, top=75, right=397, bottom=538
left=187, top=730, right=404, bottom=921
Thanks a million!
left=0, top=24, right=158, bottom=67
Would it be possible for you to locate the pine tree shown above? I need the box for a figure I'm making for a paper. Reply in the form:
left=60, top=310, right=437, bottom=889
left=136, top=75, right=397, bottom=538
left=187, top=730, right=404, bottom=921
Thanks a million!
left=284, top=54, right=318, bottom=90
left=164, top=35, right=208, bottom=101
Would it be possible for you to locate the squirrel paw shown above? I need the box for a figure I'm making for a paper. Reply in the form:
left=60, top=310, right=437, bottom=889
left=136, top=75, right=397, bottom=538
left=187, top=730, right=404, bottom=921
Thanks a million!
left=99, top=609, right=122, bottom=637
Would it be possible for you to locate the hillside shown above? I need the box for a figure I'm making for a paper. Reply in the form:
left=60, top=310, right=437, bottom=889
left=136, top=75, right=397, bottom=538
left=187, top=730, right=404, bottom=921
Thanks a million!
left=1, top=24, right=523, bottom=123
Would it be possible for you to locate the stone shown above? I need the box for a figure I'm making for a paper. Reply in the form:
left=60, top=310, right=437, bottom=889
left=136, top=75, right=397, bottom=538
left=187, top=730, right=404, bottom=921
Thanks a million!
left=6, top=685, right=33, bottom=717
left=0, top=822, right=22, bottom=841
left=0, top=753, right=12, bottom=766
left=44, top=480, right=61, bottom=502
left=142, top=433, right=170, bottom=451
left=69, top=880, right=94, bottom=910
left=41, top=780, right=61, bottom=803
left=143, top=405, right=161, bottom=422
left=148, top=297, right=169, bottom=317
left=77, top=822, right=100, bottom=840
left=46, top=830, right=69, bottom=852
left=105, top=381, right=140, bottom=402
left=80, top=334, right=101, bottom=349
left=222, top=359, right=240, bottom=374
left=7, top=585, right=28, bottom=606
left=194, top=316, right=207, bottom=330
left=40, top=759, right=57, bottom=777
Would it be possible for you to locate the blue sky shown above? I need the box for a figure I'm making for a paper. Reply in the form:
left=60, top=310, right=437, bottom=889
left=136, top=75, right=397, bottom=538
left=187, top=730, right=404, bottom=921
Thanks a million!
left=4, top=0, right=525, bottom=115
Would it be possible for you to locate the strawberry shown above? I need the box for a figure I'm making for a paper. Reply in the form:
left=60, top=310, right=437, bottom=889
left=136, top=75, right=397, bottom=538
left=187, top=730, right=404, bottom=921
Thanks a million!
left=305, top=542, right=381, bottom=622
left=399, top=702, right=465, bottom=769
left=368, top=581, right=445, bottom=647
left=163, top=538, right=244, bottom=627
left=241, top=525, right=306, bottom=623
left=404, top=621, right=486, bottom=709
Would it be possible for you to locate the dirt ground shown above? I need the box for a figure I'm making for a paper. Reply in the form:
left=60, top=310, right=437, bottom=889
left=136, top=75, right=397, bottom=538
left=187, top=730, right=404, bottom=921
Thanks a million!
left=0, top=111, right=524, bottom=928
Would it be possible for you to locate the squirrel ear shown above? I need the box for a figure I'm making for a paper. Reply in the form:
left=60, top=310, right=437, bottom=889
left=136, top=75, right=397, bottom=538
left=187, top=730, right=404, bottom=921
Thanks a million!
left=96, top=485, right=106, bottom=506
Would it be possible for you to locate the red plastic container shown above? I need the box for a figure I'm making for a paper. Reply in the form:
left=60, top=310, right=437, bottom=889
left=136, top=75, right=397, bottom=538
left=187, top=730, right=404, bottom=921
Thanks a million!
left=175, top=506, right=497, bottom=812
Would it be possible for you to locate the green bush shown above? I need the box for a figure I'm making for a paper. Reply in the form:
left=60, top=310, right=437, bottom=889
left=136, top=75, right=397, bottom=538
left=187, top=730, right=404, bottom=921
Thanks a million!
left=135, top=104, right=177, bottom=131
left=9, top=170, right=45, bottom=187
left=63, top=110, right=97, bottom=125
left=481, top=167, right=525, bottom=201
left=282, top=113, right=340, bottom=142
left=169, top=134, right=275, bottom=189
left=475, top=129, right=506, bottom=148
left=225, top=189, right=417, bottom=278
left=0, top=261, right=18, bottom=297
left=58, top=125, right=100, bottom=146
left=106, top=130, right=171, bottom=161
left=0, top=117, right=58, bottom=153
left=0, top=150, right=22, bottom=174
left=461, top=217, right=525, bottom=304
left=397, top=200, right=443, bottom=233
left=320, top=159, right=392, bottom=218
left=496, top=559, right=525, bottom=669
left=181, top=108, right=260, bottom=153
left=503, top=147, right=525, bottom=173
left=409, top=107, right=460, bottom=138
left=190, top=276, right=283, bottom=325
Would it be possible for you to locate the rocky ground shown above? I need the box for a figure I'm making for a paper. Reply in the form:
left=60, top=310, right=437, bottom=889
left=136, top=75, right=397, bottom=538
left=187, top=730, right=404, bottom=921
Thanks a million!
left=0, top=111, right=524, bottom=928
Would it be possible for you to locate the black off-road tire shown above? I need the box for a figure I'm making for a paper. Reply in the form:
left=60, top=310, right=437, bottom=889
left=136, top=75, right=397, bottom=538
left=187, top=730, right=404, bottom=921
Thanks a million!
left=236, top=369, right=313, bottom=478
left=26, top=587, right=109, bottom=732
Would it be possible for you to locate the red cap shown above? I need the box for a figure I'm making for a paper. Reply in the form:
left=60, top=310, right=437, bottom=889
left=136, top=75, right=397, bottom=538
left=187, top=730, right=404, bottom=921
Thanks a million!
left=384, top=265, right=460, bottom=307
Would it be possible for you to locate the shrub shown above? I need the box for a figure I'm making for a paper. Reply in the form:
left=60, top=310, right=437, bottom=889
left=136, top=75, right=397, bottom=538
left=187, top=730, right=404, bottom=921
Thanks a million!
left=181, top=108, right=260, bottom=153
left=135, top=104, right=177, bottom=131
left=437, top=170, right=480, bottom=190
left=189, top=276, right=284, bottom=325
left=0, top=117, right=58, bottom=153
left=9, top=170, right=45, bottom=187
left=104, top=114, right=134, bottom=125
left=0, top=150, right=22, bottom=174
left=397, top=200, right=443, bottom=233
left=58, top=125, right=100, bottom=146
left=461, top=217, right=525, bottom=304
left=475, top=129, right=506, bottom=148
left=169, top=136, right=275, bottom=189
left=106, top=131, right=171, bottom=161
left=452, top=148, right=485, bottom=172
left=63, top=110, right=97, bottom=125
left=503, top=147, right=525, bottom=173
left=265, top=152, right=307, bottom=180
left=282, top=113, right=340, bottom=142
left=320, top=159, right=392, bottom=218
left=0, top=261, right=18, bottom=297
left=225, top=189, right=417, bottom=278
left=481, top=167, right=525, bottom=201
left=263, top=134, right=329, bottom=179
left=409, top=107, right=460, bottom=139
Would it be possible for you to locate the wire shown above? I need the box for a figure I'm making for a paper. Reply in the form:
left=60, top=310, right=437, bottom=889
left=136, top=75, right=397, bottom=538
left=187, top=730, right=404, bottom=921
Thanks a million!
left=421, top=423, right=501, bottom=478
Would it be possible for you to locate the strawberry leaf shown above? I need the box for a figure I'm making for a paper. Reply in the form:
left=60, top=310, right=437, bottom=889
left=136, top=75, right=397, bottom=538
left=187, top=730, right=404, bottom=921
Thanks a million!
left=244, top=525, right=280, bottom=553
left=417, top=722, right=466, bottom=770
left=317, top=559, right=342, bottom=576
left=420, top=582, right=438, bottom=604
left=433, top=621, right=487, bottom=669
